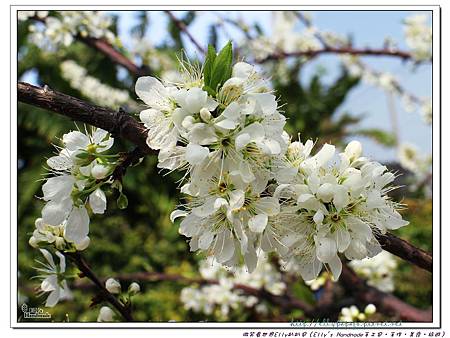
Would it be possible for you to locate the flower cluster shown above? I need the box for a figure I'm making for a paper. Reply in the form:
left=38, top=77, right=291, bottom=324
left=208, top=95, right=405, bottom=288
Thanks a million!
left=341, top=55, right=432, bottom=124
left=398, top=143, right=432, bottom=196
left=349, top=251, right=397, bottom=293
left=180, top=255, right=285, bottom=318
left=271, top=140, right=408, bottom=281
left=245, top=12, right=321, bottom=60
left=403, top=15, right=432, bottom=62
left=339, top=304, right=377, bottom=322
left=136, top=43, right=409, bottom=281
left=24, top=11, right=118, bottom=50
left=60, top=60, right=130, bottom=108
left=136, top=43, right=288, bottom=273
left=32, top=127, right=117, bottom=251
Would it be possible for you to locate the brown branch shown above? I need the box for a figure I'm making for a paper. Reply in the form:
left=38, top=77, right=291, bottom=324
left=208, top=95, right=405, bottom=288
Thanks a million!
left=31, top=15, right=149, bottom=77
left=74, top=271, right=316, bottom=318
left=376, top=232, right=432, bottom=272
left=77, top=36, right=150, bottom=77
left=17, top=82, right=433, bottom=274
left=66, top=252, right=134, bottom=321
left=259, top=47, right=419, bottom=63
left=340, top=264, right=432, bottom=322
left=165, top=11, right=206, bottom=55
left=17, top=82, right=153, bottom=155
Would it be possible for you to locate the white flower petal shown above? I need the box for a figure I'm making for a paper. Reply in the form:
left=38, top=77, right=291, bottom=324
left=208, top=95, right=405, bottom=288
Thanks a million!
left=170, top=209, right=188, bottom=223
left=41, top=275, right=58, bottom=293
left=45, top=288, right=61, bottom=307
left=135, top=76, right=167, bottom=106
left=64, top=206, right=90, bottom=243
left=185, top=143, right=209, bottom=165
left=42, top=175, right=75, bottom=201
left=255, top=197, right=280, bottom=216
left=248, top=214, right=268, bottom=233
left=39, top=249, right=56, bottom=270
left=63, top=131, right=90, bottom=151
left=42, top=199, right=73, bottom=226
left=55, top=251, right=66, bottom=273
left=316, top=236, right=337, bottom=263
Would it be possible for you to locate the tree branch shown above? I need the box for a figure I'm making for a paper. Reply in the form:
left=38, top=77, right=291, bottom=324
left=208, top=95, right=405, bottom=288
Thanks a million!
left=17, top=82, right=433, bottom=274
left=66, top=252, right=134, bottom=321
left=340, top=263, right=432, bottom=322
left=17, top=82, right=153, bottom=155
left=78, top=36, right=150, bottom=77
left=165, top=11, right=206, bottom=55
left=375, top=232, right=432, bottom=272
left=259, top=47, right=420, bottom=63
left=31, top=15, right=149, bottom=77
left=74, top=270, right=317, bottom=317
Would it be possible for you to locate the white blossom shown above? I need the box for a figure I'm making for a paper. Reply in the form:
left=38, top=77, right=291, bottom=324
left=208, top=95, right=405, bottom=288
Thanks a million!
left=403, top=15, right=432, bottom=62
left=105, top=278, right=121, bottom=294
left=60, top=60, right=130, bottom=108
left=35, top=249, right=72, bottom=307
left=180, top=254, right=285, bottom=318
left=40, top=127, right=115, bottom=248
left=349, top=251, right=397, bottom=292
left=97, top=306, right=115, bottom=322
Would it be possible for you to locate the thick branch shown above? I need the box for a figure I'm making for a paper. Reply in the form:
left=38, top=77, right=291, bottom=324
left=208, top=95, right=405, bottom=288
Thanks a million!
left=17, top=82, right=433, bottom=273
left=17, top=82, right=152, bottom=155
left=66, top=252, right=134, bottom=321
left=340, top=264, right=432, bottom=322
left=376, top=232, right=432, bottom=272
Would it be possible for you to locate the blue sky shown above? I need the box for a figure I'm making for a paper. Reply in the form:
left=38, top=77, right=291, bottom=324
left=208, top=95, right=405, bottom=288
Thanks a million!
left=111, top=10, right=432, bottom=162
left=22, top=10, right=432, bottom=162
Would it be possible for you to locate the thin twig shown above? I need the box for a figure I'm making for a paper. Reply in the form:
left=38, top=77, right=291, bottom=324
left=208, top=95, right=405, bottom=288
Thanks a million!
left=30, top=15, right=149, bottom=77
left=165, top=11, right=206, bottom=55
left=66, top=252, right=134, bottom=321
left=259, top=47, right=419, bottom=63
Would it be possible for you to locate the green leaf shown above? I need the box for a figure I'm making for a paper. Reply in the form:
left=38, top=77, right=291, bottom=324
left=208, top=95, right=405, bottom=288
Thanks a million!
left=352, top=128, right=397, bottom=147
left=209, top=41, right=233, bottom=93
left=202, top=85, right=216, bottom=97
left=203, top=44, right=216, bottom=88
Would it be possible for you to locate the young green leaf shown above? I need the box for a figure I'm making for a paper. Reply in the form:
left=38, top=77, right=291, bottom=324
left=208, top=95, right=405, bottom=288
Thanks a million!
left=210, top=41, right=233, bottom=93
left=203, top=44, right=217, bottom=88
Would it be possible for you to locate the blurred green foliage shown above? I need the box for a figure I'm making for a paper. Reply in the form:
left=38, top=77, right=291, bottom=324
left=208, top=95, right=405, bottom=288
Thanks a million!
left=17, top=11, right=432, bottom=322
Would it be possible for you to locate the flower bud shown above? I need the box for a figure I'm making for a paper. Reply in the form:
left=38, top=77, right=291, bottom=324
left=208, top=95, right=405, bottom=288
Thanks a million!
left=181, top=116, right=195, bottom=129
left=357, top=313, right=366, bottom=321
left=91, top=163, right=110, bottom=180
left=29, top=236, right=39, bottom=248
left=364, top=303, right=376, bottom=315
left=97, top=306, right=115, bottom=322
left=128, top=282, right=141, bottom=296
left=74, top=236, right=90, bottom=251
left=105, top=278, right=121, bottom=294
left=345, top=141, right=362, bottom=161
left=199, top=108, right=212, bottom=122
